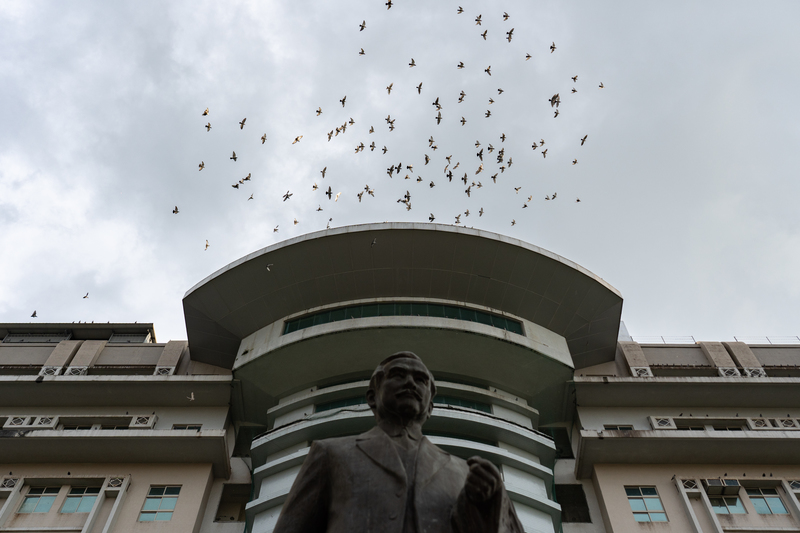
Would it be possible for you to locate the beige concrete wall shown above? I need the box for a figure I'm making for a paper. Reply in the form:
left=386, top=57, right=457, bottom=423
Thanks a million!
left=698, top=342, right=737, bottom=368
left=0, top=463, right=215, bottom=533
left=0, top=344, right=54, bottom=365
left=617, top=343, right=648, bottom=374
left=723, top=342, right=761, bottom=368
left=0, top=406, right=229, bottom=431
left=43, top=340, right=83, bottom=368
left=592, top=463, right=800, bottom=533
left=71, top=341, right=108, bottom=368
left=577, top=406, right=800, bottom=432
left=642, top=345, right=708, bottom=366
left=95, top=345, right=165, bottom=366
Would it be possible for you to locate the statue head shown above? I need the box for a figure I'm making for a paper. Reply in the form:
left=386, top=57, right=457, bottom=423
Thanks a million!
left=366, top=351, right=437, bottom=425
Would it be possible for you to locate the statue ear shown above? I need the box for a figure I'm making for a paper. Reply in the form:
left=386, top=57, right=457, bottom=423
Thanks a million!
left=366, top=388, right=377, bottom=409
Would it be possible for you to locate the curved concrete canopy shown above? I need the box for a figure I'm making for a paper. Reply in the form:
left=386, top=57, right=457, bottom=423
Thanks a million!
left=183, top=223, right=623, bottom=370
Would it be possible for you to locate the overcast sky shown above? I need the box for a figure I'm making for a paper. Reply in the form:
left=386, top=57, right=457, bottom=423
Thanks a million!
left=1, top=1, right=799, bottom=343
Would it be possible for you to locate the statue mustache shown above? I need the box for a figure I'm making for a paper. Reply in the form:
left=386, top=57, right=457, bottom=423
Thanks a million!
left=396, top=387, right=423, bottom=401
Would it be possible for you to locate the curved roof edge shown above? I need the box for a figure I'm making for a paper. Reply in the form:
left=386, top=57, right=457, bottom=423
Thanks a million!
left=185, top=223, right=621, bottom=299
left=182, top=223, right=623, bottom=370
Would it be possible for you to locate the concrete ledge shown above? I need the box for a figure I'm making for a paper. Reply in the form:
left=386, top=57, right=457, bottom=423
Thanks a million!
left=251, top=408, right=555, bottom=466
left=0, top=429, right=230, bottom=477
left=574, top=376, right=800, bottom=407
left=265, top=379, right=539, bottom=428
left=575, top=429, right=800, bottom=478
left=251, top=436, right=554, bottom=491
left=0, top=375, right=232, bottom=407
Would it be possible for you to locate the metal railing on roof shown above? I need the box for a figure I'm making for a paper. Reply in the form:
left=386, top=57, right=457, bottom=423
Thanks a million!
left=630, top=336, right=696, bottom=345
left=733, top=336, right=800, bottom=345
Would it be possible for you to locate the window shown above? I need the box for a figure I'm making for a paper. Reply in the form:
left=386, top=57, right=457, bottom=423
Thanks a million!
left=555, top=484, right=591, bottom=522
left=433, top=396, right=491, bottom=414
left=283, top=303, right=524, bottom=335
left=61, top=487, right=100, bottom=513
left=746, top=488, right=788, bottom=514
left=604, top=425, right=633, bottom=430
left=713, top=425, right=744, bottom=431
left=139, top=486, right=180, bottom=521
left=18, top=487, right=60, bottom=513
left=710, top=496, right=746, bottom=514
left=625, top=487, right=667, bottom=522
left=62, top=425, right=93, bottom=430
left=173, top=424, right=202, bottom=430
left=100, top=425, right=129, bottom=430
left=316, top=397, right=368, bottom=412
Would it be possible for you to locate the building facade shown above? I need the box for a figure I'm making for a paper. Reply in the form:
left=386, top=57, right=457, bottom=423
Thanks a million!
left=1, top=223, right=799, bottom=532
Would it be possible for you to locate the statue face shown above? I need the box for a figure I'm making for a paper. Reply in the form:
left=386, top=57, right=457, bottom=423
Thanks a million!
left=375, top=357, right=433, bottom=421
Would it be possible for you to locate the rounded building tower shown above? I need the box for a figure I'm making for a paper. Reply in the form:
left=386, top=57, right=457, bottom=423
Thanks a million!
left=182, top=223, right=623, bottom=533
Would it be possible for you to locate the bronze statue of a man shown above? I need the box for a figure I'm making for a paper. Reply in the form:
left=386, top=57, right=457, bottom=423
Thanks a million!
left=273, top=351, right=524, bottom=533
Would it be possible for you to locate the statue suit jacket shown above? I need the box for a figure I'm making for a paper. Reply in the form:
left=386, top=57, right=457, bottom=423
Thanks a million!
left=273, top=426, right=523, bottom=533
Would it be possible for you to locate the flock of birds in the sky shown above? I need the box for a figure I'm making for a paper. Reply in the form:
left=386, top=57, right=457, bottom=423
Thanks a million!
left=174, top=3, right=607, bottom=253
left=27, top=3, right=610, bottom=317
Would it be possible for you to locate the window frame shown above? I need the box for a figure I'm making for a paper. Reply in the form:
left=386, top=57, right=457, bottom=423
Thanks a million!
left=60, top=486, right=101, bottom=514
left=138, top=485, right=181, bottom=522
left=17, top=486, right=61, bottom=514
left=625, top=486, right=668, bottom=523
left=746, top=487, right=789, bottom=515
left=709, top=495, right=747, bottom=515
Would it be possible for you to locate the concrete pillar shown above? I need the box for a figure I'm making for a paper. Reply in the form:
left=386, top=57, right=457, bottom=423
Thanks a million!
left=698, top=342, right=740, bottom=377
left=618, top=342, right=653, bottom=377
left=723, top=342, right=767, bottom=377
left=154, top=340, right=187, bottom=375
left=39, top=340, right=82, bottom=376
left=65, top=340, right=106, bottom=375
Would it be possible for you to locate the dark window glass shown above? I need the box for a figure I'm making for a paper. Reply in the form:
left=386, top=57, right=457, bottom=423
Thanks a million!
left=459, top=308, right=477, bottom=321
left=443, top=305, right=460, bottom=319
left=283, top=302, right=523, bottom=337
left=475, top=311, right=493, bottom=326
left=506, top=320, right=524, bottom=335
left=434, top=396, right=491, bottom=413
left=411, top=303, right=427, bottom=316
left=316, top=397, right=368, bottom=412
left=427, top=304, right=445, bottom=317
left=361, top=304, right=379, bottom=318
left=313, top=312, right=331, bottom=326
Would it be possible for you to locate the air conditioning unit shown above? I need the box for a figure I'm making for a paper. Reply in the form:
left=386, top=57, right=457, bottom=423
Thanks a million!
left=130, top=415, right=157, bottom=429
left=703, top=478, right=740, bottom=495
left=722, top=479, right=741, bottom=495
left=703, top=479, right=724, bottom=495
